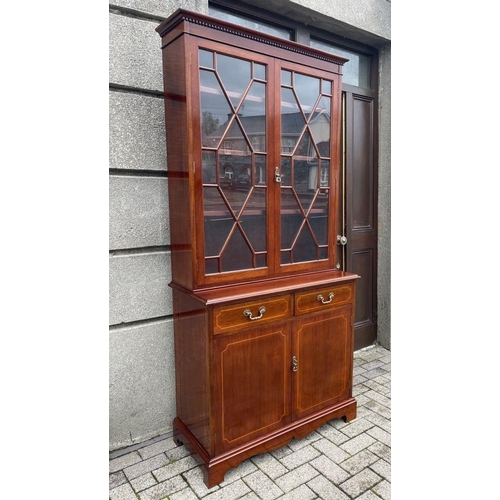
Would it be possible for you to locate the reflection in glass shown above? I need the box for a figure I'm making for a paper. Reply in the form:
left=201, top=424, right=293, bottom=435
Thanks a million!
left=294, top=73, right=320, bottom=112
left=199, top=49, right=214, bottom=68
left=254, top=63, right=266, bottom=81
left=280, top=68, right=332, bottom=265
left=310, top=38, right=371, bottom=88
left=209, top=6, right=292, bottom=40
left=200, top=49, right=268, bottom=275
left=217, top=54, right=251, bottom=109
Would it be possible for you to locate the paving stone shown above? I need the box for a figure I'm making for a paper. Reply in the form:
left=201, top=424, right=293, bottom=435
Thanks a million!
left=353, top=381, right=370, bottom=394
left=109, top=451, right=143, bottom=473
left=380, top=362, right=391, bottom=372
left=203, top=479, right=251, bottom=500
left=152, top=455, right=199, bottom=482
left=357, top=490, right=384, bottom=499
left=251, top=452, right=289, bottom=480
left=307, top=474, right=350, bottom=499
left=139, top=476, right=188, bottom=500
left=275, top=463, right=319, bottom=493
left=368, top=442, right=391, bottom=463
left=355, top=349, right=382, bottom=362
left=124, top=453, right=169, bottom=480
left=354, top=365, right=368, bottom=376
left=339, top=449, right=379, bottom=474
left=364, top=413, right=391, bottom=433
left=165, top=444, right=192, bottom=461
left=362, top=400, right=391, bottom=419
left=279, top=444, right=321, bottom=470
left=313, top=438, right=351, bottom=463
left=109, top=482, right=138, bottom=500
left=340, top=433, right=377, bottom=455
left=341, top=417, right=375, bottom=438
left=372, top=479, right=391, bottom=499
left=316, top=423, right=350, bottom=445
left=361, top=360, right=385, bottom=371
left=366, top=426, right=391, bottom=447
left=355, top=393, right=373, bottom=406
left=276, top=484, right=316, bottom=500
left=287, top=431, right=321, bottom=451
left=241, top=494, right=261, bottom=500
left=329, top=418, right=348, bottom=430
left=271, top=445, right=293, bottom=460
left=309, top=454, right=350, bottom=483
left=130, top=472, right=157, bottom=492
left=362, top=379, right=391, bottom=396
left=242, top=470, right=284, bottom=500
left=356, top=406, right=376, bottom=419
left=339, top=468, right=382, bottom=498
left=362, top=368, right=390, bottom=380
left=109, top=470, right=128, bottom=490
left=370, top=459, right=391, bottom=482
left=220, top=459, right=258, bottom=486
left=182, top=466, right=220, bottom=497
left=169, top=487, right=200, bottom=500
left=138, top=437, right=178, bottom=460
left=363, top=390, right=391, bottom=408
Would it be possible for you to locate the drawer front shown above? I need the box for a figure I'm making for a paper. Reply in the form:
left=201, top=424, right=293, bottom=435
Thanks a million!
left=295, top=284, right=354, bottom=315
left=213, top=295, right=292, bottom=334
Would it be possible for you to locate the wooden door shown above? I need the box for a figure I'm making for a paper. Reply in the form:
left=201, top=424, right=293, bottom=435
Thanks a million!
left=340, top=86, right=378, bottom=350
left=213, top=325, right=292, bottom=453
left=292, top=308, right=353, bottom=420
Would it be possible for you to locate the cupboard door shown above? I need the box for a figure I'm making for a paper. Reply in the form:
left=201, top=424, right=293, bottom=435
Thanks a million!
left=292, top=308, right=353, bottom=420
left=198, top=46, right=271, bottom=278
left=278, top=62, right=341, bottom=272
left=213, top=325, right=292, bottom=453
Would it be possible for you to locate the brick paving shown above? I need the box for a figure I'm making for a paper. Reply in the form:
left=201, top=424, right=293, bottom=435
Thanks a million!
left=109, top=344, right=390, bottom=500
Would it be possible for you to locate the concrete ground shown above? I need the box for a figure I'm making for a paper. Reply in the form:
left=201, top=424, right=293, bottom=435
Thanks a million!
left=109, top=344, right=390, bottom=500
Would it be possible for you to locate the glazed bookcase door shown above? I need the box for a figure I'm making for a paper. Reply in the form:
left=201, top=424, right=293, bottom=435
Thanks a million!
left=276, top=61, right=341, bottom=274
left=195, top=40, right=276, bottom=286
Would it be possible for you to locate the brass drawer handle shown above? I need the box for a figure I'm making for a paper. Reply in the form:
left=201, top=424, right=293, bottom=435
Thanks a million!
left=243, top=306, right=266, bottom=321
left=317, top=292, right=334, bottom=304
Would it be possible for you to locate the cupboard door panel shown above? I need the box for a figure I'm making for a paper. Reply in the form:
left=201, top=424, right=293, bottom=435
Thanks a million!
left=293, top=309, right=352, bottom=420
left=214, top=325, right=291, bottom=453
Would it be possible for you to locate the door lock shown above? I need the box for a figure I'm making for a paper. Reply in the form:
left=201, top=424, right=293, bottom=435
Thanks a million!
left=337, top=235, right=347, bottom=246
left=274, top=167, right=282, bottom=183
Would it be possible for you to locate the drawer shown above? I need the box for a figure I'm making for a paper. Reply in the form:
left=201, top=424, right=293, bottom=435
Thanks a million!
left=213, top=295, right=292, bottom=334
left=295, top=284, right=354, bottom=315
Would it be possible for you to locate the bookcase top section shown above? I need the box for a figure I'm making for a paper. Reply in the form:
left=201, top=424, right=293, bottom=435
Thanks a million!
left=155, top=8, right=349, bottom=68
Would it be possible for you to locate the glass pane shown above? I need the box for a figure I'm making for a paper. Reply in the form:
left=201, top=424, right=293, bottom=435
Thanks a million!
left=217, top=54, right=251, bottom=109
left=221, top=226, right=253, bottom=272
left=294, top=73, right=320, bottom=114
left=203, top=186, right=233, bottom=256
left=241, top=81, right=266, bottom=152
left=254, top=63, right=266, bottom=81
left=200, top=70, right=231, bottom=147
left=292, top=225, right=317, bottom=262
left=310, top=38, right=372, bottom=88
left=294, top=159, right=317, bottom=212
left=309, top=192, right=329, bottom=245
left=199, top=49, right=214, bottom=68
left=255, top=155, right=267, bottom=185
left=281, top=70, right=292, bottom=86
left=209, top=6, right=292, bottom=39
left=281, top=157, right=292, bottom=187
left=322, top=79, right=332, bottom=95
left=281, top=87, right=305, bottom=154
left=202, top=151, right=217, bottom=184
left=219, top=153, right=252, bottom=216
left=222, top=119, right=251, bottom=154
left=310, top=96, right=331, bottom=158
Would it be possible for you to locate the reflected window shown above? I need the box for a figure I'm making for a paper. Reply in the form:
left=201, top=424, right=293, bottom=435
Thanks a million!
left=209, top=5, right=292, bottom=40
left=310, top=38, right=371, bottom=89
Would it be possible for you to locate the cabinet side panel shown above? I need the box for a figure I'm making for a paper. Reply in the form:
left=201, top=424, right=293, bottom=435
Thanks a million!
left=163, top=36, right=193, bottom=289
left=173, top=289, right=211, bottom=453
